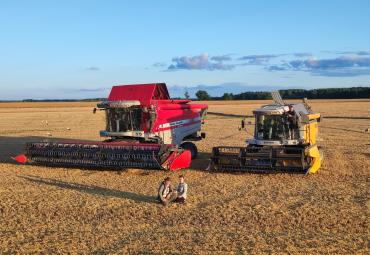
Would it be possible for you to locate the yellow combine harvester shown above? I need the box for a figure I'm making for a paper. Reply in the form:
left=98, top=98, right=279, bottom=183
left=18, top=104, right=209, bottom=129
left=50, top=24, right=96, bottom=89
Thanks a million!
left=210, top=92, right=322, bottom=174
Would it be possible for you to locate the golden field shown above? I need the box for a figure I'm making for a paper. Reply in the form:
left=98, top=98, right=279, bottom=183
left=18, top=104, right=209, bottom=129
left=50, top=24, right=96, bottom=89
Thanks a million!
left=0, top=100, right=369, bottom=254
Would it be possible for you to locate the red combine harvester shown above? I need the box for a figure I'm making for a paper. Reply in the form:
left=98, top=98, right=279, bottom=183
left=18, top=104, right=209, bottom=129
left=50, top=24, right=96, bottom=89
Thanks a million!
left=14, top=83, right=208, bottom=171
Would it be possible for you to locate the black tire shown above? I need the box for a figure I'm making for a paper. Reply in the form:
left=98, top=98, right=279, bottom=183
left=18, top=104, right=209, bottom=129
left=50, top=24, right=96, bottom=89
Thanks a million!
left=180, top=142, right=198, bottom=159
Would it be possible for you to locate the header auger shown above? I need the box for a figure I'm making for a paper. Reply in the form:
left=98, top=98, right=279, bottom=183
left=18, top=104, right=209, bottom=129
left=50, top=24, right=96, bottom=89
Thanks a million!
left=210, top=92, right=323, bottom=174
left=14, top=83, right=208, bottom=171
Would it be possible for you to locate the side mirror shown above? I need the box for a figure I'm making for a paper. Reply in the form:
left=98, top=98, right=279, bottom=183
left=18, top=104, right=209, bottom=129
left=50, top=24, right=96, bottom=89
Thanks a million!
left=93, top=108, right=97, bottom=114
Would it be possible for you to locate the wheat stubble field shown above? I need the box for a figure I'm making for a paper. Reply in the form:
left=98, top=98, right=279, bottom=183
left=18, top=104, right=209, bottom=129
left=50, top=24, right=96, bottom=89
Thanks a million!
left=0, top=100, right=369, bottom=254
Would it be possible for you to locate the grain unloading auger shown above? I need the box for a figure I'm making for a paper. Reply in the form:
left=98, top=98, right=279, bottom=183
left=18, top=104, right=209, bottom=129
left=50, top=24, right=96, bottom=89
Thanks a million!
left=14, top=83, right=208, bottom=171
left=210, top=92, right=322, bottom=174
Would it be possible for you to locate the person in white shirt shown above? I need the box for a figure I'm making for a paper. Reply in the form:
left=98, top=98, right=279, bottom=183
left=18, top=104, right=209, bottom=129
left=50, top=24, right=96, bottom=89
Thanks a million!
left=175, top=175, right=188, bottom=204
left=157, top=177, right=177, bottom=206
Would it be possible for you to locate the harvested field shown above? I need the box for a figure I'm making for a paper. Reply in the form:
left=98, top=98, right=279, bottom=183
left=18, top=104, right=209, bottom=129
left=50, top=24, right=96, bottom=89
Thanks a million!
left=0, top=100, right=369, bottom=254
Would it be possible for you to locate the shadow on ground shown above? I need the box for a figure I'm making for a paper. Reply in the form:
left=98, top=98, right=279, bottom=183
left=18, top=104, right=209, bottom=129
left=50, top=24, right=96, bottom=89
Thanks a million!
left=323, top=115, right=370, bottom=120
left=207, top=111, right=253, bottom=118
left=18, top=174, right=157, bottom=203
left=208, top=111, right=370, bottom=120
left=0, top=136, right=96, bottom=164
left=320, top=126, right=365, bottom=134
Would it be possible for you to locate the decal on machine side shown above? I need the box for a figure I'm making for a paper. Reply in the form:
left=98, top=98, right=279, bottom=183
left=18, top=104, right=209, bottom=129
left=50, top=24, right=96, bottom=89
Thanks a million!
left=157, top=117, right=201, bottom=131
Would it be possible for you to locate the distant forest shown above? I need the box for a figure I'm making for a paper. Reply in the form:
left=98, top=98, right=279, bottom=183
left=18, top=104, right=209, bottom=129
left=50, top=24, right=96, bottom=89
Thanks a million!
left=0, top=86, right=367, bottom=102
left=235, top=87, right=370, bottom=100
left=197, top=87, right=370, bottom=101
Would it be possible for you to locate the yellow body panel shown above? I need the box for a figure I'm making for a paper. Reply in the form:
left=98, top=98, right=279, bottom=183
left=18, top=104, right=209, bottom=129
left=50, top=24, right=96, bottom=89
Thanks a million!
left=303, top=122, right=318, bottom=144
left=302, top=113, right=320, bottom=145
left=303, top=113, right=321, bottom=173
left=306, top=145, right=322, bottom=174
left=308, top=113, right=321, bottom=120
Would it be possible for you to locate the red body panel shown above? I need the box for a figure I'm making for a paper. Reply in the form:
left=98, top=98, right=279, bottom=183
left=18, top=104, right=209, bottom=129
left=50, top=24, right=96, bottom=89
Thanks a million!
left=108, top=83, right=207, bottom=134
left=163, top=150, right=191, bottom=171
left=155, top=99, right=191, bottom=104
left=156, top=103, right=208, bottom=110
left=13, top=154, right=27, bottom=164
left=152, top=108, right=201, bottom=132
left=108, top=83, right=170, bottom=106
left=55, top=140, right=165, bottom=148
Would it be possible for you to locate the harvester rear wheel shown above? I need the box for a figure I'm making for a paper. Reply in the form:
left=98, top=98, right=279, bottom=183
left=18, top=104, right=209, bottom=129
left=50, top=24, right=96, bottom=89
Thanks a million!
left=180, top=142, right=198, bottom=159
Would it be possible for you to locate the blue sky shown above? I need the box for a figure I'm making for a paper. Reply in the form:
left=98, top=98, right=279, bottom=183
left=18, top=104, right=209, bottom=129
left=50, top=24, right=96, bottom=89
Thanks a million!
left=1, top=0, right=369, bottom=99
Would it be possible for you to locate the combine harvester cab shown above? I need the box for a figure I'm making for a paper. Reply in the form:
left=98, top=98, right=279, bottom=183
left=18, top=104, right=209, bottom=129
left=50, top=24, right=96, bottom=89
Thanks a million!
left=14, top=83, right=208, bottom=171
left=211, top=92, right=322, bottom=174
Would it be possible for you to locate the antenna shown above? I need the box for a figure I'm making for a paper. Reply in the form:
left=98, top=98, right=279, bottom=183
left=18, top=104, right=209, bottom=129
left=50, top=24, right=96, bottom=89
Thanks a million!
left=271, top=91, right=285, bottom=105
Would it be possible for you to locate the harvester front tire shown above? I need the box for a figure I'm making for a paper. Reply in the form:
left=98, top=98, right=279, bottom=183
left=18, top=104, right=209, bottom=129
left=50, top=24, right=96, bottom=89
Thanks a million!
left=181, top=142, right=198, bottom=159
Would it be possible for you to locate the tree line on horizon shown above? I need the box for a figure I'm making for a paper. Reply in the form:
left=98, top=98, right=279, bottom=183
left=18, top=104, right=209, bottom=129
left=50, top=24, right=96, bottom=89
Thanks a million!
left=5, top=86, right=368, bottom=102
left=193, top=87, right=370, bottom=101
